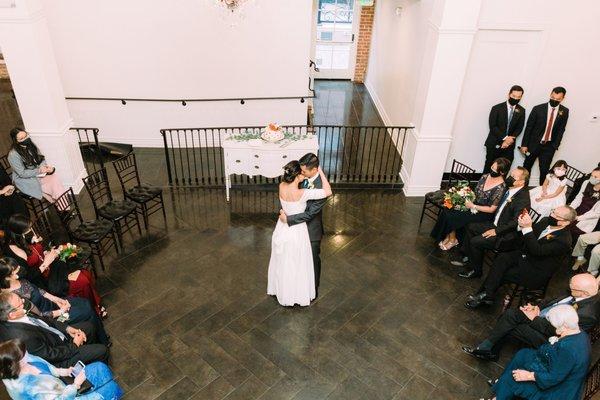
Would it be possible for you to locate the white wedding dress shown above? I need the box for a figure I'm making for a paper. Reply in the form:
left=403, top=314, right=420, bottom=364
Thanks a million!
left=267, top=188, right=327, bottom=306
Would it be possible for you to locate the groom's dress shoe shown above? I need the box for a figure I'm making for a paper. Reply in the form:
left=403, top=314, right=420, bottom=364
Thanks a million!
left=465, top=292, right=494, bottom=309
left=458, top=269, right=481, bottom=279
left=462, top=346, right=498, bottom=362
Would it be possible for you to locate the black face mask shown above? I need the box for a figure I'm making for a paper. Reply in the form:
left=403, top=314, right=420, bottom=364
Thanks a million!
left=18, top=138, right=33, bottom=148
left=23, top=231, right=34, bottom=244
left=508, top=97, right=520, bottom=106
left=489, top=170, right=502, bottom=178
left=549, top=99, right=560, bottom=108
left=505, top=176, right=515, bottom=187
left=547, top=216, right=559, bottom=226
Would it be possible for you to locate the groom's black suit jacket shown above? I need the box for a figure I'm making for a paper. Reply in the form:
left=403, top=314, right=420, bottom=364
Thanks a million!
left=287, top=175, right=326, bottom=242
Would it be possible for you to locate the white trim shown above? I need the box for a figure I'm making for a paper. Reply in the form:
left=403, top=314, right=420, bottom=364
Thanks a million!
left=364, top=79, right=392, bottom=126
left=0, top=8, right=44, bottom=24
left=427, top=19, right=477, bottom=35
left=67, top=168, right=87, bottom=194
left=27, top=118, right=74, bottom=136
left=403, top=183, right=439, bottom=197
left=477, top=21, right=547, bottom=32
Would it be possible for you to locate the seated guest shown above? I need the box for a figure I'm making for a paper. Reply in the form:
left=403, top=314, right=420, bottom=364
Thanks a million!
left=465, top=205, right=576, bottom=309
left=529, top=160, right=568, bottom=217
left=463, top=273, right=599, bottom=361
left=569, top=167, right=600, bottom=241
left=3, top=214, right=104, bottom=317
left=0, top=292, right=109, bottom=367
left=8, top=127, right=65, bottom=204
left=567, top=161, right=600, bottom=204
left=572, top=231, right=600, bottom=276
left=486, top=305, right=590, bottom=400
left=0, top=257, right=109, bottom=343
left=431, top=158, right=509, bottom=251
left=0, top=166, right=28, bottom=230
left=452, top=167, right=530, bottom=279
left=1, top=339, right=123, bottom=399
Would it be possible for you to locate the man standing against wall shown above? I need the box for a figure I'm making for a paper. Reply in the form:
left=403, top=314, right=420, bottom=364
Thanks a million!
left=521, top=87, right=569, bottom=185
left=483, top=85, right=526, bottom=173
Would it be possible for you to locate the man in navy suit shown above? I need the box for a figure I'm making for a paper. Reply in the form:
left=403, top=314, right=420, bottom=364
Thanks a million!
left=483, top=85, right=526, bottom=173
left=521, top=87, right=569, bottom=185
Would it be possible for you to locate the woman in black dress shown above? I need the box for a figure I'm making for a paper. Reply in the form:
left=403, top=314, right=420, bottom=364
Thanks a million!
left=432, top=158, right=509, bottom=250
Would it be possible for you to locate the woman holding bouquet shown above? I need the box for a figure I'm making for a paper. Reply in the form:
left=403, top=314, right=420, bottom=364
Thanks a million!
left=431, top=158, right=509, bottom=250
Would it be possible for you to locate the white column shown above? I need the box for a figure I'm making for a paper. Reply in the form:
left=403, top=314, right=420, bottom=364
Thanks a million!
left=401, top=0, right=482, bottom=196
left=0, top=0, right=86, bottom=192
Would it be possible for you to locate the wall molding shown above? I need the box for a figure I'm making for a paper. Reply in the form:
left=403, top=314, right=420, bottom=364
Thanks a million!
left=364, top=78, right=393, bottom=126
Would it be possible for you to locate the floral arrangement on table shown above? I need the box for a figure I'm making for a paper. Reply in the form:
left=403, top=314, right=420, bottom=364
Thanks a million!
left=443, top=181, right=477, bottom=213
left=57, top=243, right=80, bottom=262
left=229, top=124, right=313, bottom=142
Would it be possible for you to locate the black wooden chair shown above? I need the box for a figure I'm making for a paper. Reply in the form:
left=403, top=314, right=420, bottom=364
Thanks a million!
left=418, top=159, right=476, bottom=230
left=82, top=168, right=141, bottom=250
left=53, top=188, right=118, bottom=273
left=565, top=165, right=585, bottom=200
left=0, top=154, right=48, bottom=220
left=112, top=152, right=166, bottom=229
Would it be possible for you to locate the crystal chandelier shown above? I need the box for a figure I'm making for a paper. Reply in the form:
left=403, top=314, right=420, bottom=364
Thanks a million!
left=220, top=0, right=246, bottom=11
left=207, top=0, right=257, bottom=26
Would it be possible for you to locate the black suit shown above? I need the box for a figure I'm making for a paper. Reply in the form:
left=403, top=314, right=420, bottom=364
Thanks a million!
left=462, top=186, right=531, bottom=275
left=286, top=176, right=327, bottom=292
left=484, top=101, right=526, bottom=172
left=0, top=316, right=108, bottom=368
left=486, top=295, right=600, bottom=353
left=522, top=103, right=569, bottom=184
left=481, top=218, right=572, bottom=295
left=0, top=167, right=28, bottom=229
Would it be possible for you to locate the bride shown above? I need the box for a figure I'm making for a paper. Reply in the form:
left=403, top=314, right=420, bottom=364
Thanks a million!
left=267, top=160, right=332, bottom=306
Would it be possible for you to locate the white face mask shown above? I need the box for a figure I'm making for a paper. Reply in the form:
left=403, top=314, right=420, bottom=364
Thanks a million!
left=554, top=168, right=566, bottom=177
left=590, top=177, right=600, bottom=185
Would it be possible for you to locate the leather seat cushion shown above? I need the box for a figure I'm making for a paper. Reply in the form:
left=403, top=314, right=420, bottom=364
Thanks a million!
left=425, top=189, right=445, bottom=205
left=125, top=185, right=162, bottom=203
left=71, top=219, right=114, bottom=242
left=97, top=200, right=137, bottom=219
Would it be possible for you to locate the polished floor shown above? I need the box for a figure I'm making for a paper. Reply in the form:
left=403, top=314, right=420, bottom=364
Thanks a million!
left=313, top=80, right=384, bottom=126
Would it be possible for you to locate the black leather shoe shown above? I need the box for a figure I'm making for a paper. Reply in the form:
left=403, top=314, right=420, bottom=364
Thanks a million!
left=458, top=269, right=482, bottom=279
left=461, top=345, right=499, bottom=361
left=486, top=378, right=498, bottom=387
left=465, top=292, right=494, bottom=309
left=450, top=256, right=469, bottom=267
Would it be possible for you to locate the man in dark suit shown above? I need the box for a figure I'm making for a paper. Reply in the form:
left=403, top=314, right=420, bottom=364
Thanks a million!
left=465, top=205, right=576, bottom=309
left=521, top=87, right=569, bottom=185
left=462, top=273, right=599, bottom=361
left=0, top=292, right=109, bottom=368
left=279, top=153, right=326, bottom=298
left=453, top=166, right=531, bottom=279
left=483, top=85, right=526, bottom=173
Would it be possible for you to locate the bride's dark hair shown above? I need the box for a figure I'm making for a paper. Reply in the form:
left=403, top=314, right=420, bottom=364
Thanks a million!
left=282, top=160, right=301, bottom=183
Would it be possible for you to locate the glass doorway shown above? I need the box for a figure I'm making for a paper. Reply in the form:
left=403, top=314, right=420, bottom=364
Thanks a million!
left=313, top=0, right=360, bottom=80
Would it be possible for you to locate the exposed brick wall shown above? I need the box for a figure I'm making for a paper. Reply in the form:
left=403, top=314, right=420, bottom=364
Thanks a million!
left=353, top=1, right=376, bottom=83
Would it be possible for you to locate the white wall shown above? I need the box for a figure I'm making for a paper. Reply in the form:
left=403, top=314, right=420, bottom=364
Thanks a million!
left=41, top=0, right=313, bottom=146
left=366, top=0, right=600, bottom=185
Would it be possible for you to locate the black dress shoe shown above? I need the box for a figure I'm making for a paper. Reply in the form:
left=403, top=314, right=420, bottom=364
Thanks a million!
left=458, top=269, right=482, bottom=279
left=465, top=292, right=494, bottom=309
left=461, top=346, right=499, bottom=361
left=486, top=378, right=498, bottom=387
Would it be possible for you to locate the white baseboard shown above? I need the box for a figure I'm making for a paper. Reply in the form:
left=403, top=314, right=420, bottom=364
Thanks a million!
left=364, top=79, right=392, bottom=126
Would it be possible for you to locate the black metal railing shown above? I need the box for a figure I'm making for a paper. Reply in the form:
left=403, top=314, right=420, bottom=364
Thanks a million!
left=70, top=127, right=104, bottom=174
left=160, top=125, right=412, bottom=188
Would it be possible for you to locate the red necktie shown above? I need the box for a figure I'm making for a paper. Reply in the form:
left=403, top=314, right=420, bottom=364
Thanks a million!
left=542, top=108, right=555, bottom=144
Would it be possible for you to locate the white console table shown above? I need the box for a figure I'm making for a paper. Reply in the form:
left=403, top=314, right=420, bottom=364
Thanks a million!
left=222, top=137, right=319, bottom=201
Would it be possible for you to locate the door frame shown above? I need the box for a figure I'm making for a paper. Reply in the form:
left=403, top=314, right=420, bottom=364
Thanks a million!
left=310, top=0, right=361, bottom=80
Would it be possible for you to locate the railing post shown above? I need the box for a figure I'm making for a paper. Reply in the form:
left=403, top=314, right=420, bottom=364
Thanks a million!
left=161, top=130, right=174, bottom=186
left=92, top=128, right=104, bottom=171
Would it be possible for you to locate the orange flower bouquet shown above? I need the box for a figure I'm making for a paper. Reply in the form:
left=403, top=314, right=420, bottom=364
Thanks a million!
left=57, top=243, right=79, bottom=262
left=443, top=181, right=476, bottom=213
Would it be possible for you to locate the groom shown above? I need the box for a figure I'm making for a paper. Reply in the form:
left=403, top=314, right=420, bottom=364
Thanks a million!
left=279, top=153, right=326, bottom=298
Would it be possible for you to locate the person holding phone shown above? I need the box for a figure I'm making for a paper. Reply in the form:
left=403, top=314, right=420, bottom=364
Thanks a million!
left=0, top=339, right=123, bottom=399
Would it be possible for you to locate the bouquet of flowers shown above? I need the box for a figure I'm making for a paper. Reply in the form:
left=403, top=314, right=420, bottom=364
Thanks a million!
left=57, top=243, right=79, bottom=262
left=443, top=181, right=477, bottom=213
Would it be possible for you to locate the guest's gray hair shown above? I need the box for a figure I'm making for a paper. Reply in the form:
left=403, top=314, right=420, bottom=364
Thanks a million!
left=0, top=292, right=14, bottom=322
left=546, top=304, right=579, bottom=330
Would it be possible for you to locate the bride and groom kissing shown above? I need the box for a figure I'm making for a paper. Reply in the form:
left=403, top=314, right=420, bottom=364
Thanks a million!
left=267, top=153, right=332, bottom=307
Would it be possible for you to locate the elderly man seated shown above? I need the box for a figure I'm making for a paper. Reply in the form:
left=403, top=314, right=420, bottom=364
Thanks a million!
left=465, top=205, right=577, bottom=309
left=463, top=273, right=599, bottom=361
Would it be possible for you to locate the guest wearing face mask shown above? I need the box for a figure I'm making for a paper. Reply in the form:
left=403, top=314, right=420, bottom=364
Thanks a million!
left=521, top=87, right=569, bottom=185
left=483, top=85, right=526, bottom=173
left=569, top=167, right=600, bottom=242
left=7, top=127, right=65, bottom=203
left=529, top=160, right=568, bottom=217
